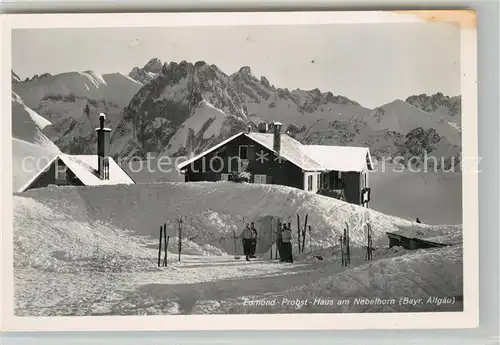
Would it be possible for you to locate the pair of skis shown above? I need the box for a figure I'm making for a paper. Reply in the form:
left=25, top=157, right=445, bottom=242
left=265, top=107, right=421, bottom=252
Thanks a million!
left=297, top=214, right=310, bottom=254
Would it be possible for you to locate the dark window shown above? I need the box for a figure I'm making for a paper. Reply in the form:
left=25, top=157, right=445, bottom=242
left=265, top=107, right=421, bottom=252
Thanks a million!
left=308, top=175, right=313, bottom=191
left=55, top=159, right=67, bottom=184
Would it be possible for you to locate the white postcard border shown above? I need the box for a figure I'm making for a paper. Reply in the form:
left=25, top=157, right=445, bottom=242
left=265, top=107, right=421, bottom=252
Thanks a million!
left=1, top=11, right=478, bottom=332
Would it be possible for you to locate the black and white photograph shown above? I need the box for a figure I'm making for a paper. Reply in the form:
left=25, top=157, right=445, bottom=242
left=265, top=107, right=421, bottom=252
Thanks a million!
left=1, top=11, right=478, bottom=331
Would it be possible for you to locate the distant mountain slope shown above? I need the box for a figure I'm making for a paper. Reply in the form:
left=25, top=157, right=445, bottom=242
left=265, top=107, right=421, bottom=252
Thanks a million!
left=231, top=66, right=364, bottom=126
left=163, top=100, right=244, bottom=157
left=290, top=97, right=462, bottom=161
left=13, top=60, right=462, bottom=169
left=12, top=71, right=142, bottom=155
left=111, top=61, right=249, bottom=158
left=111, top=61, right=363, bottom=159
left=13, top=71, right=142, bottom=111
left=369, top=99, right=461, bottom=146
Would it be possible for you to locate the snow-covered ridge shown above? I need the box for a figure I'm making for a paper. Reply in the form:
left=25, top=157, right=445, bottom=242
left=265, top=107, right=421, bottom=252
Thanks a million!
left=12, top=70, right=142, bottom=110
left=12, top=92, right=52, bottom=130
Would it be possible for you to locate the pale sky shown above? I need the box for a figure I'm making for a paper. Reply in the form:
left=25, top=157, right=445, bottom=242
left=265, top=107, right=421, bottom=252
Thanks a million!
left=12, top=22, right=461, bottom=108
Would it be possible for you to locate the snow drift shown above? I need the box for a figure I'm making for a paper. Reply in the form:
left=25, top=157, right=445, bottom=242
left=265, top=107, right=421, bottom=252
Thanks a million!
left=16, top=182, right=462, bottom=256
left=13, top=182, right=463, bottom=316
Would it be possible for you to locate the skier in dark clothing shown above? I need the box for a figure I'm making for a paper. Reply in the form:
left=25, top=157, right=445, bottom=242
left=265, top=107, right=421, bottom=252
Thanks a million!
left=241, top=224, right=253, bottom=261
left=276, top=223, right=284, bottom=262
left=250, top=222, right=258, bottom=258
left=416, top=218, right=421, bottom=224
left=281, top=224, right=293, bottom=263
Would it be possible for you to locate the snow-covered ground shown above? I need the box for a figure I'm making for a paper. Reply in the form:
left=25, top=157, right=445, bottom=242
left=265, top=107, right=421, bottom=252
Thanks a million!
left=13, top=182, right=463, bottom=316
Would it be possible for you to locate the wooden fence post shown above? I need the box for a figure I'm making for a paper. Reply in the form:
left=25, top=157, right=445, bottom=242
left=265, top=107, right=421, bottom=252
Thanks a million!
left=269, top=217, right=273, bottom=260
left=178, top=218, right=183, bottom=262
left=345, top=222, right=351, bottom=265
left=340, top=236, right=344, bottom=266
left=233, top=229, right=237, bottom=259
left=158, top=225, right=163, bottom=267
left=163, top=224, right=168, bottom=266
left=275, top=219, right=280, bottom=260
left=296, top=214, right=301, bottom=254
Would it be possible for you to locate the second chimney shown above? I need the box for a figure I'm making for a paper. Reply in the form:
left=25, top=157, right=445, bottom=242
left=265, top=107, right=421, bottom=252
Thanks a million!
left=258, top=122, right=268, bottom=133
left=273, top=122, right=282, bottom=154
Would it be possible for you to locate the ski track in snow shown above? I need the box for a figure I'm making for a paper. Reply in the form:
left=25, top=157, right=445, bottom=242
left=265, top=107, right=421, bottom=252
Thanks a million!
left=13, top=182, right=463, bottom=316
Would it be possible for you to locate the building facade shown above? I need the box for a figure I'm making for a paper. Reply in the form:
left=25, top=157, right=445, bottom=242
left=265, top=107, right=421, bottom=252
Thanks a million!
left=178, top=122, right=373, bottom=206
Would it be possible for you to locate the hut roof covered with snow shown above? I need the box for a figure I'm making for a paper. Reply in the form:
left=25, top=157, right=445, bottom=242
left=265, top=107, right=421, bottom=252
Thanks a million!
left=17, top=154, right=135, bottom=193
left=177, top=131, right=373, bottom=173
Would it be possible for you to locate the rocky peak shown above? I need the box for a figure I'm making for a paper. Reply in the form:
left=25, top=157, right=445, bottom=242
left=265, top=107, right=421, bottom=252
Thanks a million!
left=230, top=66, right=258, bottom=82
left=129, top=58, right=164, bottom=84
left=143, top=58, right=163, bottom=73
left=194, top=60, right=208, bottom=68
left=405, top=93, right=461, bottom=117
left=260, top=76, right=271, bottom=88
left=25, top=73, right=52, bottom=82
left=239, top=66, right=252, bottom=75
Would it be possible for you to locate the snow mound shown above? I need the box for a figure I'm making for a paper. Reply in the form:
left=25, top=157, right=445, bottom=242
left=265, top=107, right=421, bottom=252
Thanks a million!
left=13, top=196, right=153, bottom=273
left=290, top=245, right=463, bottom=312
left=16, top=182, right=461, bottom=256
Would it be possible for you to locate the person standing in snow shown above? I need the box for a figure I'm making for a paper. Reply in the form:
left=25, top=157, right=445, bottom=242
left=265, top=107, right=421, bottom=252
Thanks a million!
left=240, top=224, right=253, bottom=261
left=281, top=224, right=293, bottom=263
left=276, top=223, right=284, bottom=261
left=250, top=222, right=258, bottom=258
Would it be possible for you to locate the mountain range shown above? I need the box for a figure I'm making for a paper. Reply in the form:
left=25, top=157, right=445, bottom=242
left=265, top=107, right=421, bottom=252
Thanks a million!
left=12, top=57, right=462, bottom=177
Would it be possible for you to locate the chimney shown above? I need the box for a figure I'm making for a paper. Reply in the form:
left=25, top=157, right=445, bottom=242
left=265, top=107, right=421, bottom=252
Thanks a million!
left=96, top=113, right=111, bottom=180
left=273, top=122, right=282, bottom=154
left=258, top=122, right=268, bottom=133
left=246, top=124, right=252, bottom=134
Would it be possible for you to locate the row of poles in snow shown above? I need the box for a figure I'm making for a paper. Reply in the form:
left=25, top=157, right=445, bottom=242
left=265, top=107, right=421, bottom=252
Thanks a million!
left=157, top=218, right=184, bottom=267
left=157, top=216, right=374, bottom=267
left=339, top=222, right=374, bottom=266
